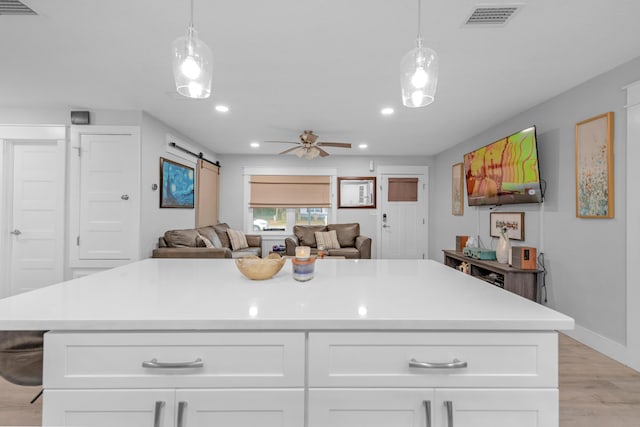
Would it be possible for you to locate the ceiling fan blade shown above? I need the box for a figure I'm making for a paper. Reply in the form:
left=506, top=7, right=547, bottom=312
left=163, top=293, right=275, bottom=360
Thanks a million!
left=316, top=147, right=330, bottom=157
left=264, top=140, right=300, bottom=145
left=317, top=142, right=352, bottom=148
left=279, top=146, right=301, bottom=155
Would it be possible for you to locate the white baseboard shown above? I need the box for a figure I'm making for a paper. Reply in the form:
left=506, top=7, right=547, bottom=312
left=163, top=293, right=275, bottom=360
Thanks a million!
left=563, top=323, right=639, bottom=372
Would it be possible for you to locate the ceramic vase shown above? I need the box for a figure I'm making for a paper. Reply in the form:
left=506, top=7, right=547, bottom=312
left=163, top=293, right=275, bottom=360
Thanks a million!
left=496, top=229, right=511, bottom=264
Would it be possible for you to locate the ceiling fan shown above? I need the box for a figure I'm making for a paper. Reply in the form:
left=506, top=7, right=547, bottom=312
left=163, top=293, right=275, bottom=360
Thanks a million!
left=265, top=130, right=352, bottom=159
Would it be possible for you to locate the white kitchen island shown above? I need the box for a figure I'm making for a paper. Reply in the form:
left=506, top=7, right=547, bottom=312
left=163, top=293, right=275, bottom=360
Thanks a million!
left=0, top=258, right=573, bottom=427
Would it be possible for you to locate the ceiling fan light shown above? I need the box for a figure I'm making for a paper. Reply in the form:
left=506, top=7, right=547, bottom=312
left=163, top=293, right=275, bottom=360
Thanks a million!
left=306, top=148, right=321, bottom=160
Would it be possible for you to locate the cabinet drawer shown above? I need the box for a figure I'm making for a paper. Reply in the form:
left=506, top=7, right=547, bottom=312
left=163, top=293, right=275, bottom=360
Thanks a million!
left=308, top=332, right=557, bottom=388
left=44, top=332, right=305, bottom=388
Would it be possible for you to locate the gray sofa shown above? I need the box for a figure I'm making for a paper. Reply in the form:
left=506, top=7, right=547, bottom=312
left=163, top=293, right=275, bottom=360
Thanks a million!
left=285, top=223, right=371, bottom=259
left=152, top=223, right=262, bottom=259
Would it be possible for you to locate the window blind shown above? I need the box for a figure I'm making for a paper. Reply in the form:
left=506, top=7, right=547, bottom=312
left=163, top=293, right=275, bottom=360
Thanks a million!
left=249, top=175, right=330, bottom=208
left=388, top=178, right=419, bottom=202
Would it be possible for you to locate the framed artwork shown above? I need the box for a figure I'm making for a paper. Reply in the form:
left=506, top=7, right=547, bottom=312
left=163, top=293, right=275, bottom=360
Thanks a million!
left=160, top=157, right=194, bottom=208
left=337, top=177, right=376, bottom=208
left=490, top=212, right=525, bottom=241
left=575, top=112, right=614, bottom=218
left=452, top=163, right=464, bottom=215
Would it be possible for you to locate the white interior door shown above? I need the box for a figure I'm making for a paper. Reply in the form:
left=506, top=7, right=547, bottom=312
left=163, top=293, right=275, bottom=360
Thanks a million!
left=7, top=141, right=65, bottom=296
left=75, top=129, right=139, bottom=261
left=380, top=172, right=427, bottom=259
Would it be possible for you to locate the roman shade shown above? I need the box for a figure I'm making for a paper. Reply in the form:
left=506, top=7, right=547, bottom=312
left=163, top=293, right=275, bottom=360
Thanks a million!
left=249, top=175, right=330, bottom=208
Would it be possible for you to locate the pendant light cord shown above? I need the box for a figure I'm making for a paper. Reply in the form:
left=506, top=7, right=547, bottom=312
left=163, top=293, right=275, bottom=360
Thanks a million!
left=416, top=0, right=423, bottom=48
left=417, top=0, right=421, bottom=39
left=189, top=0, right=194, bottom=28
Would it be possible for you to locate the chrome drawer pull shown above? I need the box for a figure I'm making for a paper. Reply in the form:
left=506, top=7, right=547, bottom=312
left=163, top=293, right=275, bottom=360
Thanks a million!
left=153, top=401, right=164, bottom=427
left=177, top=401, right=187, bottom=427
left=409, top=358, right=467, bottom=369
left=142, top=358, right=203, bottom=369
left=444, top=400, right=454, bottom=427
left=423, top=400, right=431, bottom=427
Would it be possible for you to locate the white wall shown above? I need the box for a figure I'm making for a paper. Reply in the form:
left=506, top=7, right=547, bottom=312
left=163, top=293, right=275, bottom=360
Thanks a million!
left=430, top=56, right=640, bottom=363
left=139, top=112, right=218, bottom=258
left=218, top=154, right=434, bottom=257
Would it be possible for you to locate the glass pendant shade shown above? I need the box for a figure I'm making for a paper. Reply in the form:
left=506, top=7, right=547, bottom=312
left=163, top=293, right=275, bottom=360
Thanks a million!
left=400, top=40, right=438, bottom=108
left=172, top=26, right=213, bottom=99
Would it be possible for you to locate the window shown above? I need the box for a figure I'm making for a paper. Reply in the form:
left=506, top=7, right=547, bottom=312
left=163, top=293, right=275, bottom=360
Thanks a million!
left=252, top=207, right=286, bottom=231
left=295, top=208, right=329, bottom=226
left=248, top=175, right=332, bottom=232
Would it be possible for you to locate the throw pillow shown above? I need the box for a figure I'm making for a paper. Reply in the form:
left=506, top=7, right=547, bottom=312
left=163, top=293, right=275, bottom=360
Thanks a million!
left=314, top=230, right=341, bottom=250
left=212, top=223, right=231, bottom=248
left=197, top=226, right=223, bottom=248
left=163, top=229, right=200, bottom=248
left=327, top=223, right=360, bottom=247
left=227, top=229, right=249, bottom=250
left=196, top=233, right=215, bottom=248
left=294, top=225, right=327, bottom=248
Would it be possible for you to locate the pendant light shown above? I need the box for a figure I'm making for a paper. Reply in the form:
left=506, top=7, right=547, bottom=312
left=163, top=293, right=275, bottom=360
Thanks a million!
left=400, top=0, right=438, bottom=108
left=171, top=0, right=213, bottom=99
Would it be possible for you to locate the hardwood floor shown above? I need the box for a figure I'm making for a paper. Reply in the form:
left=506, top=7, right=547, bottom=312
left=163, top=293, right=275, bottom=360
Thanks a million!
left=0, top=376, right=41, bottom=426
left=559, top=334, right=640, bottom=427
left=0, top=334, right=638, bottom=426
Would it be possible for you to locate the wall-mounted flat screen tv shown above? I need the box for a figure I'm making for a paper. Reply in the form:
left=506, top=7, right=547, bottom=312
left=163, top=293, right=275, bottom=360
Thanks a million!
left=463, top=126, right=543, bottom=206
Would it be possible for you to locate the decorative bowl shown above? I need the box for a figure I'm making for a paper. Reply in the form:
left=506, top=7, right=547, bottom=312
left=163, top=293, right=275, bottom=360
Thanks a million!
left=235, top=253, right=286, bottom=280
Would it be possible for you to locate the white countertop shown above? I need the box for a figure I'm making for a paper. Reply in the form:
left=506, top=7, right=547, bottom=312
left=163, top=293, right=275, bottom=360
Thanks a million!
left=0, top=258, right=573, bottom=331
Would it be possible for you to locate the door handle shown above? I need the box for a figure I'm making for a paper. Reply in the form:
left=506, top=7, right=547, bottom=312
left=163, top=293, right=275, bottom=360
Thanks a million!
left=382, top=224, right=391, bottom=228
left=10, top=229, right=21, bottom=235
left=177, top=401, right=187, bottom=427
left=153, top=401, right=165, bottom=427
left=423, top=400, right=431, bottom=427
left=409, top=358, right=467, bottom=369
left=444, top=401, right=454, bottom=427
left=121, top=194, right=130, bottom=200
left=142, top=358, right=203, bottom=369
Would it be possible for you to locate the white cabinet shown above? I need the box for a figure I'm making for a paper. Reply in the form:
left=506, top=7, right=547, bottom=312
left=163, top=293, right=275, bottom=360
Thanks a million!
left=309, top=389, right=432, bottom=427
left=176, top=389, right=303, bottom=427
left=43, top=332, right=305, bottom=427
left=44, top=389, right=303, bottom=427
left=44, top=389, right=175, bottom=427
left=308, top=331, right=560, bottom=427
left=42, top=330, right=560, bottom=426
left=309, top=389, right=557, bottom=427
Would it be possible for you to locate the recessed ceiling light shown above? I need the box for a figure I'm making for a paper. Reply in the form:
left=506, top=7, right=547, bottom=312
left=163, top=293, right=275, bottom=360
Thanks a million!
left=381, top=107, right=394, bottom=115
left=215, top=105, right=229, bottom=113
left=358, top=143, right=368, bottom=149
left=250, top=142, right=260, bottom=148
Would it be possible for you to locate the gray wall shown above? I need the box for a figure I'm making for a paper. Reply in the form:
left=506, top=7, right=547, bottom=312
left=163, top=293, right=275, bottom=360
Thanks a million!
left=430, top=56, right=640, bottom=345
left=139, top=112, right=217, bottom=258
left=218, top=154, right=434, bottom=257
left=0, top=108, right=216, bottom=261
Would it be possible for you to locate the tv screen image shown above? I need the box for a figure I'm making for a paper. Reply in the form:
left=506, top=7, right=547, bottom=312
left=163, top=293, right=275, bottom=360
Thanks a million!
left=464, top=126, right=543, bottom=206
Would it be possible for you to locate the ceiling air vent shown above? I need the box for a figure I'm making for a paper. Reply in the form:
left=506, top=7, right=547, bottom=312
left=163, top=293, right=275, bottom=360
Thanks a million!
left=0, top=0, right=37, bottom=15
left=464, top=5, right=521, bottom=26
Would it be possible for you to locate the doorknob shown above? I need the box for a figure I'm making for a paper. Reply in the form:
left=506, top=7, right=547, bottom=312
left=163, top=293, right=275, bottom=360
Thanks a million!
left=121, top=194, right=129, bottom=200
left=10, top=229, right=21, bottom=235
left=383, top=224, right=391, bottom=228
